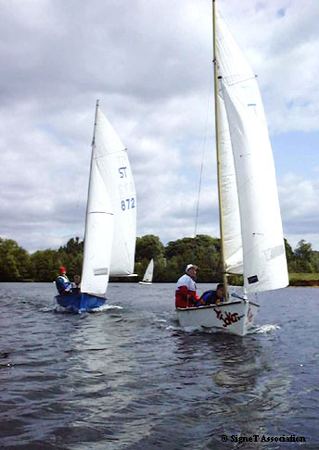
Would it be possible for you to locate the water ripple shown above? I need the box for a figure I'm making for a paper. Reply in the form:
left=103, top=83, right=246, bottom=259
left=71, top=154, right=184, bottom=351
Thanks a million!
left=0, top=283, right=318, bottom=448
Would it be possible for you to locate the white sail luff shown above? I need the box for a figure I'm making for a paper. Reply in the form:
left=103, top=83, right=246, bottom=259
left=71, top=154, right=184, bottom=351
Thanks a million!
left=142, top=259, right=154, bottom=283
left=216, top=8, right=288, bottom=293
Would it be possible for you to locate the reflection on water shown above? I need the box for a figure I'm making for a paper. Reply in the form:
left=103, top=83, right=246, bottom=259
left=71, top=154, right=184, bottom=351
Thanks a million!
left=0, top=283, right=318, bottom=449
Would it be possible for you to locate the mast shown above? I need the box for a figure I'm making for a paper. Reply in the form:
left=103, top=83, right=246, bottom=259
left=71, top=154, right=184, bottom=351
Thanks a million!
left=92, top=99, right=99, bottom=147
left=81, top=99, right=100, bottom=283
left=212, top=0, right=228, bottom=299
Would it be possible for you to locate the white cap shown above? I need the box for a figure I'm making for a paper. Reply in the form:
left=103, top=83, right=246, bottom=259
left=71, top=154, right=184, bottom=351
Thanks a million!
left=185, top=264, right=198, bottom=272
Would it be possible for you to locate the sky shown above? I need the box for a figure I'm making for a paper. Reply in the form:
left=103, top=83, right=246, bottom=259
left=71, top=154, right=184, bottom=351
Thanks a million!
left=0, top=0, right=318, bottom=253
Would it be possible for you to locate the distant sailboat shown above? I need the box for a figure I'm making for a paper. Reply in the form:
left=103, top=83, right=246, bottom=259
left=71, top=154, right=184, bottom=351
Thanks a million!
left=139, top=259, right=154, bottom=285
left=55, top=100, right=137, bottom=313
left=176, top=1, right=288, bottom=336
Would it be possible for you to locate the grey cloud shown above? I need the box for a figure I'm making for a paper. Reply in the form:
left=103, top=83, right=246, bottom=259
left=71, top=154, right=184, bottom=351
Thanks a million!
left=0, top=0, right=209, bottom=108
left=0, top=0, right=318, bottom=252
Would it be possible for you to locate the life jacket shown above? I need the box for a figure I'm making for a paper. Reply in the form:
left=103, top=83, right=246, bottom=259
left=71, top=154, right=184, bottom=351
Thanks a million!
left=55, top=275, right=72, bottom=295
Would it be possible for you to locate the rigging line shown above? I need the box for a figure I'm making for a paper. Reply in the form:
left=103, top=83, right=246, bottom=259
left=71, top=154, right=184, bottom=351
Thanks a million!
left=194, top=150, right=205, bottom=237
left=194, top=88, right=213, bottom=238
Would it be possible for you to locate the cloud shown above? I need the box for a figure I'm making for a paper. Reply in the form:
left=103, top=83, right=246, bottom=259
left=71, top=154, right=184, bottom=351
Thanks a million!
left=279, top=174, right=319, bottom=248
left=0, top=0, right=318, bottom=252
left=220, top=0, right=319, bottom=134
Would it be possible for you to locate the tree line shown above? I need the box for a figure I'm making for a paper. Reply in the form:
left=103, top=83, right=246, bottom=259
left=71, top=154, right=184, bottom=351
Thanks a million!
left=0, top=235, right=318, bottom=283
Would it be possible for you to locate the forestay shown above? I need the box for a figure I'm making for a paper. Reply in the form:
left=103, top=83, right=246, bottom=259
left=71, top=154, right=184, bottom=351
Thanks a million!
left=215, top=9, right=288, bottom=293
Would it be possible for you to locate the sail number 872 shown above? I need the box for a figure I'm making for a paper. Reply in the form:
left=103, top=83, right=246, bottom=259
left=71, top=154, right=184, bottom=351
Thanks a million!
left=121, top=198, right=135, bottom=211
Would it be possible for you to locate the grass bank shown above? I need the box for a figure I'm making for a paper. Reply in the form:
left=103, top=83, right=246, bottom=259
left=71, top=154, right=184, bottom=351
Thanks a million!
left=289, top=273, right=319, bottom=286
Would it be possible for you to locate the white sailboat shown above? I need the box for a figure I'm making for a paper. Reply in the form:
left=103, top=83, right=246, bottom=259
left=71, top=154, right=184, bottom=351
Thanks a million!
left=139, top=259, right=154, bottom=285
left=55, top=100, right=136, bottom=313
left=176, top=1, right=288, bottom=336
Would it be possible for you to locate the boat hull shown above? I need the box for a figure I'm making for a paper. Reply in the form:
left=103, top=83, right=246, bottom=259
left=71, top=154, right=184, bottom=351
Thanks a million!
left=176, top=300, right=259, bottom=336
left=55, top=292, right=106, bottom=313
left=138, top=281, right=152, bottom=285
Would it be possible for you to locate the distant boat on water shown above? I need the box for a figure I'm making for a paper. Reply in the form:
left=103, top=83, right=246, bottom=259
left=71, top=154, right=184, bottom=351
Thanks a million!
left=139, top=259, right=154, bottom=285
left=55, top=100, right=137, bottom=313
left=176, top=1, right=288, bottom=336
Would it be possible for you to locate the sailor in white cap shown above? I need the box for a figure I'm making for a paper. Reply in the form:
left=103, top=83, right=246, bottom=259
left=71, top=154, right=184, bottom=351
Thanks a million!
left=175, top=264, right=200, bottom=308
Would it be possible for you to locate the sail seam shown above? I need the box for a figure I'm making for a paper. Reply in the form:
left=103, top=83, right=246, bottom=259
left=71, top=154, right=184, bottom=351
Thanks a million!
left=220, top=75, right=257, bottom=87
left=94, top=148, right=127, bottom=158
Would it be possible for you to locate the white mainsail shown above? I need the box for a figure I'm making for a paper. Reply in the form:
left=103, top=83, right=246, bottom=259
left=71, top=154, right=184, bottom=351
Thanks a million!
left=142, top=259, right=154, bottom=283
left=215, top=9, right=288, bottom=293
left=81, top=103, right=136, bottom=296
left=94, top=109, right=136, bottom=277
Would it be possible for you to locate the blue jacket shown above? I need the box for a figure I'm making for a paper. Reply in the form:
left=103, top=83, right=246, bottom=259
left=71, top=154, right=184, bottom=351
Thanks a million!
left=55, top=275, right=72, bottom=295
left=201, top=290, right=219, bottom=305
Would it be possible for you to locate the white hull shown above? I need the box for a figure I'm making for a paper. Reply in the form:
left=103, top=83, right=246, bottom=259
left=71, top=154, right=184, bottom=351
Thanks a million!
left=139, top=281, right=152, bottom=285
left=176, top=300, right=259, bottom=336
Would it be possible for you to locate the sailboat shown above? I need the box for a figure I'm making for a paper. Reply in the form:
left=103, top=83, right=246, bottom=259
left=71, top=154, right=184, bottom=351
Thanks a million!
left=55, top=100, right=137, bottom=313
left=176, top=1, right=289, bottom=336
left=139, top=259, right=154, bottom=285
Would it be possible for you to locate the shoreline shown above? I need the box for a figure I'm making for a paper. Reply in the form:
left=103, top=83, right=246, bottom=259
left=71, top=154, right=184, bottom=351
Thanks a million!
left=1, top=279, right=319, bottom=287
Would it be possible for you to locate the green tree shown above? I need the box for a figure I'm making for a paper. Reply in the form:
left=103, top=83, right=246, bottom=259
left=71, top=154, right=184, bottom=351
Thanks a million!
left=30, top=249, right=61, bottom=281
left=56, top=237, right=84, bottom=280
left=29, top=237, right=84, bottom=282
left=294, top=240, right=315, bottom=272
left=1, top=234, right=318, bottom=283
left=165, top=235, right=222, bottom=282
left=135, top=235, right=164, bottom=262
left=59, top=237, right=83, bottom=255
left=312, top=251, right=319, bottom=272
left=284, top=238, right=297, bottom=272
left=0, top=238, right=31, bottom=281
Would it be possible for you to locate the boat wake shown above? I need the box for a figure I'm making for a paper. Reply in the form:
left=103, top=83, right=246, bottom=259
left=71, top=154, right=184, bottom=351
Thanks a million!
left=90, top=304, right=123, bottom=312
left=253, top=324, right=281, bottom=334
left=183, top=325, right=205, bottom=333
left=167, top=318, right=281, bottom=336
left=54, top=303, right=123, bottom=314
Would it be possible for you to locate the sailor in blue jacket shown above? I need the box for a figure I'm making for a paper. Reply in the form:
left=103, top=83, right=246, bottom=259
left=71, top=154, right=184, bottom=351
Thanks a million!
left=200, top=283, right=225, bottom=305
left=55, top=266, right=73, bottom=295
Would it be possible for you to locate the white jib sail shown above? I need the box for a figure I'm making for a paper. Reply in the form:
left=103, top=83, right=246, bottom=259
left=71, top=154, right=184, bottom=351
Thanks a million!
left=81, top=105, right=137, bottom=295
left=218, top=91, right=243, bottom=274
left=143, top=259, right=154, bottom=283
left=216, top=9, right=288, bottom=293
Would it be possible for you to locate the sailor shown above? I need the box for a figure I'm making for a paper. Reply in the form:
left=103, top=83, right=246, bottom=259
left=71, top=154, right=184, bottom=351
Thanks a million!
left=55, top=266, right=73, bottom=295
left=175, top=264, right=201, bottom=308
left=200, top=283, right=225, bottom=306
left=71, top=274, right=81, bottom=294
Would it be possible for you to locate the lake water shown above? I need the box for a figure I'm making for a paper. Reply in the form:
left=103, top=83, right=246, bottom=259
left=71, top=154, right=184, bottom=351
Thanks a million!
left=0, top=283, right=318, bottom=449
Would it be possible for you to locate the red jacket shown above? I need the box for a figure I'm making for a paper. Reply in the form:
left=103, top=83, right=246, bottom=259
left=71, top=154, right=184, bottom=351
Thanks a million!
left=175, top=274, right=200, bottom=308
